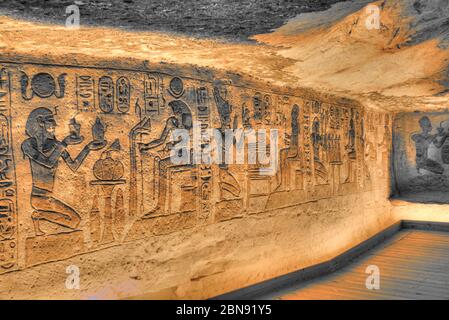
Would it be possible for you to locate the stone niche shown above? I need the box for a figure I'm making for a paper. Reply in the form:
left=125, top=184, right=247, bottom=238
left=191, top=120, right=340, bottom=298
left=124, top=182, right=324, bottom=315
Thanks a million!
left=392, top=111, right=449, bottom=203
left=0, top=61, right=391, bottom=299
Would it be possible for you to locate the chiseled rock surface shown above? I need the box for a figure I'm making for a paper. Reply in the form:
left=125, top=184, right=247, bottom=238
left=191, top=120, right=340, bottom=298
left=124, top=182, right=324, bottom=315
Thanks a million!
left=254, top=0, right=449, bottom=110
left=0, top=0, right=347, bottom=41
left=0, top=0, right=446, bottom=299
left=1, top=0, right=448, bottom=111
left=0, top=58, right=393, bottom=299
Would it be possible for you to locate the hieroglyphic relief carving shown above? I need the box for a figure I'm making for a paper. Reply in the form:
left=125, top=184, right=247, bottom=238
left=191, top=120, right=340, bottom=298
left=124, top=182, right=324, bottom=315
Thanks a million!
left=143, top=73, right=165, bottom=114
left=213, top=85, right=243, bottom=216
left=362, top=111, right=379, bottom=190
left=411, top=116, right=448, bottom=174
left=90, top=139, right=125, bottom=244
left=328, top=105, right=342, bottom=166
left=253, top=92, right=263, bottom=124
left=139, top=98, right=194, bottom=219
left=116, top=77, right=131, bottom=113
left=0, top=61, right=388, bottom=269
left=22, top=109, right=107, bottom=236
left=76, top=75, right=95, bottom=112
left=355, top=110, right=366, bottom=189
left=339, top=107, right=358, bottom=188
left=302, top=101, right=313, bottom=187
left=311, top=101, right=329, bottom=186
left=391, top=112, right=449, bottom=200
left=21, top=72, right=66, bottom=100
left=0, top=68, right=18, bottom=273
left=195, top=85, right=212, bottom=219
left=242, top=103, right=252, bottom=129
left=98, top=76, right=114, bottom=113
left=67, top=117, right=84, bottom=145
left=274, top=103, right=303, bottom=193
left=168, top=76, right=185, bottom=99
left=262, top=95, right=272, bottom=125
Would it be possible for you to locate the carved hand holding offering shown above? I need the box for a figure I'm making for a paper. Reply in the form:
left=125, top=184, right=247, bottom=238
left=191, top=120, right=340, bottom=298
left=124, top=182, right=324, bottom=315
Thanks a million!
left=90, top=117, right=107, bottom=150
left=63, top=117, right=84, bottom=145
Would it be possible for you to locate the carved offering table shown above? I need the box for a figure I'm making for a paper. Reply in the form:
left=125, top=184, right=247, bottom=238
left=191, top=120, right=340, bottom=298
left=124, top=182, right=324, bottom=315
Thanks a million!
left=89, top=179, right=126, bottom=245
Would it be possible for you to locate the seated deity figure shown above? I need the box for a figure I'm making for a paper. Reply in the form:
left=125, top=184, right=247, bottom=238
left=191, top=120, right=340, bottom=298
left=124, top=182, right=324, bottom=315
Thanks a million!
left=139, top=101, right=193, bottom=218
left=275, top=105, right=301, bottom=192
left=411, top=116, right=449, bottom=174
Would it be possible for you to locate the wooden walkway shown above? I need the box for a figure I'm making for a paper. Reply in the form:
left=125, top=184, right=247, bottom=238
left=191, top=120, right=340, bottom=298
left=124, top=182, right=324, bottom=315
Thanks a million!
left=269, top=230, right=449, bottom=300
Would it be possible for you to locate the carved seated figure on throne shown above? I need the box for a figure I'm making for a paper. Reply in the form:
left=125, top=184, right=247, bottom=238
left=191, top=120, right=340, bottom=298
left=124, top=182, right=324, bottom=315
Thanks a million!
left=312, top=117, right=328, bottom=185
left=138, top=101, right=193, bottom=219
left=275, top=104, right=302, bottom=192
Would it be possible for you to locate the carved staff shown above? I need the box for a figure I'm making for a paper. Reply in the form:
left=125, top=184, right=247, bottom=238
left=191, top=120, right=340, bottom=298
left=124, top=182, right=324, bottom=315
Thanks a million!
left=129, top=101, right=151, bottom=216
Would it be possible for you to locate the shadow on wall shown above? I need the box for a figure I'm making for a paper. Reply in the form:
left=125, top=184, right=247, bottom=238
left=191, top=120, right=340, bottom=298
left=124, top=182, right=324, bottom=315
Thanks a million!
left=392, top=111, right=449, bottom=203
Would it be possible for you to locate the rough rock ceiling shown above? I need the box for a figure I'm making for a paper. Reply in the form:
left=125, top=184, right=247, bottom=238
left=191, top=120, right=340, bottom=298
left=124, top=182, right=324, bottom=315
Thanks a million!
left=0, top=0, right=347, bottom=41
left=0, top=0, right=448, bottom=112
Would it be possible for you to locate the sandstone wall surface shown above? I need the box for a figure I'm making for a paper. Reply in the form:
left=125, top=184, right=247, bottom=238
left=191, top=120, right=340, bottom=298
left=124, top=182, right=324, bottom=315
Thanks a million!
left=0, top=59, right=393, bottom=299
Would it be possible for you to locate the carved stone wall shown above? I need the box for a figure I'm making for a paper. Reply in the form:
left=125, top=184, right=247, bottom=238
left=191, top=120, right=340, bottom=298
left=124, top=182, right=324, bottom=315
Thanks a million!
left=0, top=61, right=393, bottom=299
left=392, top=112, right=449, bottom=203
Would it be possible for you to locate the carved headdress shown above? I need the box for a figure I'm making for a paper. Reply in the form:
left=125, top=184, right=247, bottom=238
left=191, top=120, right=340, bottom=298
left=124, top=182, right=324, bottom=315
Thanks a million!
left=25, top=107, right=55, bottom=138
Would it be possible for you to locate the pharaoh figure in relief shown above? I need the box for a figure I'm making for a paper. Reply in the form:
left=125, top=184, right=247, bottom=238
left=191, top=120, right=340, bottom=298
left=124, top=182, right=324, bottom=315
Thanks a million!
left=21, top=107, right=106, bottom=235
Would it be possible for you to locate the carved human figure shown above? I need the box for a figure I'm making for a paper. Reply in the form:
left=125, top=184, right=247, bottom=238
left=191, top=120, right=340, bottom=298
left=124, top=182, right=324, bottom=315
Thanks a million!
left=139, top=101, right=193, bottom=218
left=242, top=103, right=252, bottom=129
left=411, top=116, right=449, bottom=174
left=312, top=116, right=328, bottom=183
left=275, top=105, right=301, bottom=191
left=213, top=86, right=232, bottom=164
left=342, top=110, right=357, bottom=184
left=21, top=107, right=105, bottom=235
left=288, top=105, right=300, bottom=159
left=213, top=87, right=232, bottom=132
left=312, top=117, right=322, bottom=161
left=346, top=113, right=356, bottom=160
left=213, top=86, right=243, bottom=198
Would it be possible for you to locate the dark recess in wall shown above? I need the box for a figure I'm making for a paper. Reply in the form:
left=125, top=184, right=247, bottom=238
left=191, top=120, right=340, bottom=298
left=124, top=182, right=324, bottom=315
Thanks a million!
left=391, top=111, right=449, bottom=204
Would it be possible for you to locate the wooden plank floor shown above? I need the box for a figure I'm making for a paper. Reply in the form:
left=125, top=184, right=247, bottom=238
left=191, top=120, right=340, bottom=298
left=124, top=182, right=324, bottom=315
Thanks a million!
left=268, top=230, right=449, bottom=300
